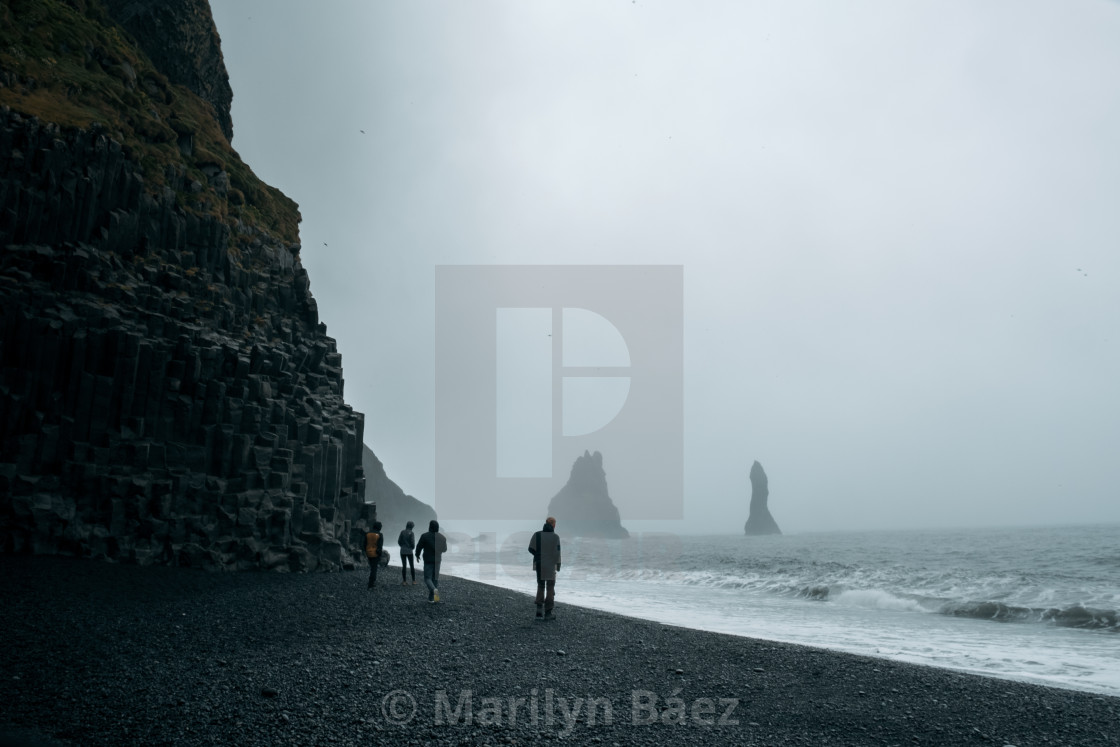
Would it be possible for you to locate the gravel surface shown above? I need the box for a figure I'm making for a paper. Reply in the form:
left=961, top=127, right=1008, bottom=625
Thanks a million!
left=0, top=556, right=1117, bottom=746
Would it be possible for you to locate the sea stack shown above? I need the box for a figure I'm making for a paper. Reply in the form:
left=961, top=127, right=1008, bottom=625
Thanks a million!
left=547, top=451, right=630, bottom=538
left=744, top=460, right=782, bottom=535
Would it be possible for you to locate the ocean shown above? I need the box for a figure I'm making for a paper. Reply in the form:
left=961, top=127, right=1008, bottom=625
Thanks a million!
left=440, top=524, right=1120, bottom=697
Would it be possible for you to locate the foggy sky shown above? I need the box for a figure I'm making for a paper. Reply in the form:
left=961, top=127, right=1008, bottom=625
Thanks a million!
left=209, top=0, right=1120, bottom=534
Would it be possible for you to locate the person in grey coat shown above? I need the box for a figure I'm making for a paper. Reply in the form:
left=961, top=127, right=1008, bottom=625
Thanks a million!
left=528, top=517, right=562, bottom=620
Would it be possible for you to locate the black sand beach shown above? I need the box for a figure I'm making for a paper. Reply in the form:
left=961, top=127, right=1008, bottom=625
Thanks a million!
left=0, top=557, right=1116, bottom=746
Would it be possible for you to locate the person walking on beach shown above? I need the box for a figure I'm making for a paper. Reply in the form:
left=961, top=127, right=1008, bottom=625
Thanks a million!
left=528, top=517, right=562, bottom=620
left=414, top=519, right=448, bottom=603
left=364, top=521, right=384, bottom=591
left=398, top=520, right=417, bottom=585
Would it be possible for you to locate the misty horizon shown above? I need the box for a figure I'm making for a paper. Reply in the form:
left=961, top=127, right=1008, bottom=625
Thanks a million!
left=210, top=0, right=1119, bottom=534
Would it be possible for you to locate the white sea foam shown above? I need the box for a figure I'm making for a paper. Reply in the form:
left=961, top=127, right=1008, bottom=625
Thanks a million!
left=443, top=524, right=1120, bottom=696
left=829, top=588, right=928, bottom=613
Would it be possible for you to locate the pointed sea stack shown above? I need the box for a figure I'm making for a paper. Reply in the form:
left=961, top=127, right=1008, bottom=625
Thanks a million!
left=547, top=451, right=630, bottom=538
left=744, top=460, right=782, bottom=535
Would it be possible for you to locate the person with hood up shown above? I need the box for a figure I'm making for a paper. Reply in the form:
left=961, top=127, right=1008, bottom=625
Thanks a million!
left=398, top=520, right=417, bottom=585
left=528, top=517, right=562, bottom=620
left=414, top=519, right=448, bottom=603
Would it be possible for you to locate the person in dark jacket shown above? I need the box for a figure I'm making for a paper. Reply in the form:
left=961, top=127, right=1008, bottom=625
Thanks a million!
left=528, top=517, right=562, bottom=619
left=364, top=521, right=384, bottom=590
left=414, top=519, right=448, bottom=603
left=398, top=520, right=417, bottom=585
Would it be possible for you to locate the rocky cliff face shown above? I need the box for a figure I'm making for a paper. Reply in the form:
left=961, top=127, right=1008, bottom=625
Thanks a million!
left=547, top=450, right=629, bottom=539
left=0, top=0, right=376, bottom=570
left=103, top=0, right=234, bottom=142
left=744, top=460, right=781, bottom=536
left=361, top=445, right=435, bottom=537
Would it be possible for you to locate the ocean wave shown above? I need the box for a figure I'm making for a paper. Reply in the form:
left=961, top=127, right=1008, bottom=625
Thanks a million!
left=532, top=535, right=1120, bottom=634
left=830, top=588, right=930, bottom=613
left=741, top=576, right=1119, bottom=631
left=939, top=601, right=1119, bottom=630
left=602, top=568, right=1119, bottom=624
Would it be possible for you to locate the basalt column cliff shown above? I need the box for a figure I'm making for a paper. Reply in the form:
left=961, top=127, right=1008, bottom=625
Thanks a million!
left=0, top=0, right=376, bottom=570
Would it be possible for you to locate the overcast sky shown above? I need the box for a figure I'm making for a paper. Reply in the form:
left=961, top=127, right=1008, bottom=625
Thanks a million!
left=209, top=0, right=1120, bottom=534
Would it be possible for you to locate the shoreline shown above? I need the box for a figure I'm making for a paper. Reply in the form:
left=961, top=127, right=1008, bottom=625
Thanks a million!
left=1, top=556, right=1117, bottom=746
left=449, top=526, right=1120, bottom=699
left=447, top=569, right=1120, bottom=700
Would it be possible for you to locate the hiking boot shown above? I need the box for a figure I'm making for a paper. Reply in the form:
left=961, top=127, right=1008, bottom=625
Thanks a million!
left=544, top=610, right=554, bottom=621
left=433, top=590, right=440, bottom=603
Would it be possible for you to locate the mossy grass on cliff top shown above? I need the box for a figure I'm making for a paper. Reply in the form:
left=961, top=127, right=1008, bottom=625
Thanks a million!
left=0, top=0, right=300, bottom=245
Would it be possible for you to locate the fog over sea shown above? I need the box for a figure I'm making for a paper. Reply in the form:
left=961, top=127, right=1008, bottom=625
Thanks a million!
left=439, top=524, right=1120, bottom=697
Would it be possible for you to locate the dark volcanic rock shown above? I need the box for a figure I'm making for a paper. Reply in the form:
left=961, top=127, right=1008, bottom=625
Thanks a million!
left=744, top=460, right=781, bottom=535
left=547, top=450, right=629, bottom=538
left=103, top=0, right=235, bottom=142
left=0, top=2, right=380, bottom=570
left=3, top=555, right=1119, bottom=747
left=361, top=444, right=435, bottom=534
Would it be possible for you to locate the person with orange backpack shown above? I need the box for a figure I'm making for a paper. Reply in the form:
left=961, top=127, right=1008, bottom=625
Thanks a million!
left=365, top=521, right=385, bottom=590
